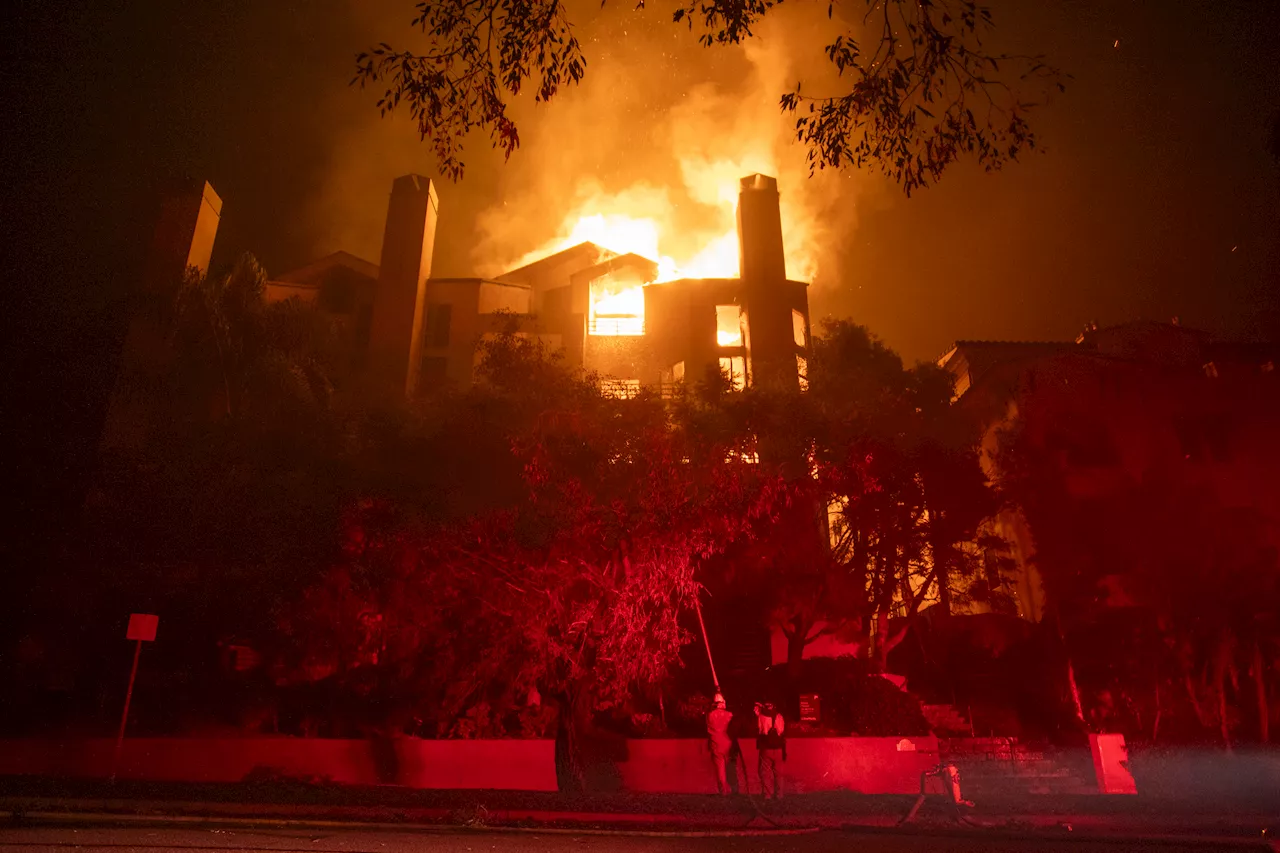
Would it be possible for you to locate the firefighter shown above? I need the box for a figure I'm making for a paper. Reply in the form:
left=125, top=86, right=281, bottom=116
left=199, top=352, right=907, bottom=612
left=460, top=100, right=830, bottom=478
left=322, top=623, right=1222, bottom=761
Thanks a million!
left=755, top=700, right=786, bottom=799
left=706, top=693, right=734, bottom=794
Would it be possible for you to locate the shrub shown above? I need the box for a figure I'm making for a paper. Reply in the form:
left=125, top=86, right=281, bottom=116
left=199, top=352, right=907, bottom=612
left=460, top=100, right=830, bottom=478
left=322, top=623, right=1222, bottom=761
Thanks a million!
left=798, top=656, right=931, bottom=736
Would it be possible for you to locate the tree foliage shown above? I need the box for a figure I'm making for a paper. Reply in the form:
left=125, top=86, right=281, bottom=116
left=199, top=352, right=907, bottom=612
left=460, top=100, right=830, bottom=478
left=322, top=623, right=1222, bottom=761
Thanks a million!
left=281, top=328, right=784, bottom=753
left=354, top=0, right=1064, bottom=190
left=698, top=321, right=1000, bottom=675
left=995, top=353, right=1280, bottom=746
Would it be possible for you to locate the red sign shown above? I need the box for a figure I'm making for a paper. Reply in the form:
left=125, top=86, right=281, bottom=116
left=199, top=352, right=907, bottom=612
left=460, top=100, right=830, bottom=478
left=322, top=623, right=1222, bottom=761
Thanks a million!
left=127, top=613, right=159, bottom=642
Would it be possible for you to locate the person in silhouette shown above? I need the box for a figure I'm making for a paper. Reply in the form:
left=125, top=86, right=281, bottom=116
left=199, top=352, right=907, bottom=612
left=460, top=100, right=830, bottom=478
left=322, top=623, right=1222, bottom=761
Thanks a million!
left=755, top=700, right=786, bottom=799
left=706, top=693, right=734, bottom=794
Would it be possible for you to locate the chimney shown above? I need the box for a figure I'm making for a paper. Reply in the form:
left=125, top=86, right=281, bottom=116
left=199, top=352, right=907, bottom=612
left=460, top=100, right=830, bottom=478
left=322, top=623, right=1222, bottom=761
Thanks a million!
left=104, top=179, right=222, bottom=450
left=737, top=173, right=786, bottom=285
left=143, top=179, right=222, bottom=294
left=737, top=174, right=798, bottom=390
left=370, top=174, right=439, bottom=398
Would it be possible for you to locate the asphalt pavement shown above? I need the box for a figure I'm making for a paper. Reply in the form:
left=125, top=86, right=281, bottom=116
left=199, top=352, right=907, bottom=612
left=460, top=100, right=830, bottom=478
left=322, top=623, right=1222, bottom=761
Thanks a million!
left=0, top=821, right=1273, bottom=853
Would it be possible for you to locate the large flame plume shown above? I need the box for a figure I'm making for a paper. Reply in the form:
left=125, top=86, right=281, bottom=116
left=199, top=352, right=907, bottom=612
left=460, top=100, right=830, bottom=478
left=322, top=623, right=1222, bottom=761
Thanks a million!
left=473, top=4, right=856, bottom=287
left=507, top=154, right=817, bottom=284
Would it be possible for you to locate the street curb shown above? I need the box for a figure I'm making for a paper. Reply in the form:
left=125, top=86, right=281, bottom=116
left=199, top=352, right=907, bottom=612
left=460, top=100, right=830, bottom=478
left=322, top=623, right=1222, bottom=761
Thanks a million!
left=6, top=807, right=1275, bottom=849
left=6, top=809, right=822, bottom=838
left=845, top=823, right=1279, bottom=851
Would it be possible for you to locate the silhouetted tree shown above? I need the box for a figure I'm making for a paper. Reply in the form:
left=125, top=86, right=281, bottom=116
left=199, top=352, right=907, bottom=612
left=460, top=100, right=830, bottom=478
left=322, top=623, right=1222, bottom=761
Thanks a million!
left=354, top=0, right=1064, bottom=191
left=282, top=327, right=783, bottom=783
left=996, top=353, right=1280, bottom=746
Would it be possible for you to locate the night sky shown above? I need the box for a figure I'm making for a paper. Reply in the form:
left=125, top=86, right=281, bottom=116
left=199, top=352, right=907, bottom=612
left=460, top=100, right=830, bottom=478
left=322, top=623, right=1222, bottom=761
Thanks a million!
left=4, top=0, right=1279, bottom=527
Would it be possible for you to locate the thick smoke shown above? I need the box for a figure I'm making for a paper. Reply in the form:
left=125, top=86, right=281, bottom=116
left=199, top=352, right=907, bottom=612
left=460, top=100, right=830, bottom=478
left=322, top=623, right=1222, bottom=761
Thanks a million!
left=305, top=1, right=872, bottom=289
left=471, top=2, right=868, bottom=285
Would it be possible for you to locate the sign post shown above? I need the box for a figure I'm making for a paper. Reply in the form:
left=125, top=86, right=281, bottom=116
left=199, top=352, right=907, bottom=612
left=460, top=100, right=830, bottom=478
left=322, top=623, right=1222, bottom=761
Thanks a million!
left=112, top=613, right=158, bottom=781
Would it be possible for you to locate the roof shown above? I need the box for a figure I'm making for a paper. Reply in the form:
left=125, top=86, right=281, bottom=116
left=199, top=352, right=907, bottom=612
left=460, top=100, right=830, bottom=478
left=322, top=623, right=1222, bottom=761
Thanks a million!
left=496, top=242, right=616, bottom=284
left=941, top=321, right=1280, bottom=402
left=273, top=250, right=379, bottom=285
left=428, top=277, right=530, bottom=289
left=937, top=340, right=1069, bottom=370
left=570, top=252, right=660, bottom=285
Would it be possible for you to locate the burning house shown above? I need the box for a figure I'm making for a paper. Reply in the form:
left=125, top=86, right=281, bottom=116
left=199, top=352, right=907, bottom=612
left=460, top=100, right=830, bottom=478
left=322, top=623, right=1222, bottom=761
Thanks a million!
left=261, top=173, right=812, bottom=398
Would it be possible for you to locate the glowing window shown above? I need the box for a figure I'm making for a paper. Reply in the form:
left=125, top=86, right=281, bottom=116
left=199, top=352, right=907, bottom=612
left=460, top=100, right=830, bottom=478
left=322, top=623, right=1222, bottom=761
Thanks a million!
left=601, top=378, right=641, bottom=399
left=716, top=305, right=743, bottom=347
left=792, top=310, right=807, bottom=347
left=589, top=274, right=645, bottom=336
left=796, top=354, right=809, bottom=391
left=827, top=497, right=846, bottom=548
left=719, top=356, right=747, bottom=391
left=673, top=361, right=685, bottom=382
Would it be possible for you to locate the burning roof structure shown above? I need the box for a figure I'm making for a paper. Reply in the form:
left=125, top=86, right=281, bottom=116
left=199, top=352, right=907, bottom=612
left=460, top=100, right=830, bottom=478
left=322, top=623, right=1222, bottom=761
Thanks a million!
left=152, top=172, right=814, bottom=400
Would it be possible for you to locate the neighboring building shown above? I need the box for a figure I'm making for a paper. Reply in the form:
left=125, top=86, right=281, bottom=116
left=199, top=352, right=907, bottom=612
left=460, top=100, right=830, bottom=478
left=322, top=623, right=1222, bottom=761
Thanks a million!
left=939, top=321, right=1280, bottom=621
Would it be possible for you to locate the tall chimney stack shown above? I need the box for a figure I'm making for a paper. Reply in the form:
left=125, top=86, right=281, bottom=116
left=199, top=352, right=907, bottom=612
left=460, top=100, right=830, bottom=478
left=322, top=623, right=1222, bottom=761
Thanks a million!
left=737, top=174, right=786, bottom=284
left=104, top=179, right=222, bottom=450
left=143, top=179, right=222, bottom=293
left=370, top=174, right=439, bottom=398
left=737, top=174, right=799, bottom=390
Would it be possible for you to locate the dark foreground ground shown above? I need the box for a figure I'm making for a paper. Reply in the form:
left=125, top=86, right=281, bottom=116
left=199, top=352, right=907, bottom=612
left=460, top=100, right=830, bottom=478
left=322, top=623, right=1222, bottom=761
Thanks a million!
left=0, top=823, right=1271, bottom=853
left=4, top=776, right=1277, bottom=837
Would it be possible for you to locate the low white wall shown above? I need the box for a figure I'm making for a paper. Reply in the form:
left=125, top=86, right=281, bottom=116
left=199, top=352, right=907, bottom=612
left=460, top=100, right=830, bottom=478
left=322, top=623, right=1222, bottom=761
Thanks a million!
left=0, top=737, right=558, bottom=791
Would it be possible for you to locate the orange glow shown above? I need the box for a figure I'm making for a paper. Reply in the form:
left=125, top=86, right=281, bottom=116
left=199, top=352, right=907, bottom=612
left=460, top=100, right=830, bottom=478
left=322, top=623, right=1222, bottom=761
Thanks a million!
left=505, top=159, right=816, bottom=285
left=589, top=274, right=645, bottom=336
left=716, top=305, right=743, bottom=347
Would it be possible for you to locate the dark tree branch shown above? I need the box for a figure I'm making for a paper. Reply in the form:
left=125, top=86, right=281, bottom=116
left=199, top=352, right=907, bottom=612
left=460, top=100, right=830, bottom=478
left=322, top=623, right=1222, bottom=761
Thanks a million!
left=355, top=0, right=1063, bottom=189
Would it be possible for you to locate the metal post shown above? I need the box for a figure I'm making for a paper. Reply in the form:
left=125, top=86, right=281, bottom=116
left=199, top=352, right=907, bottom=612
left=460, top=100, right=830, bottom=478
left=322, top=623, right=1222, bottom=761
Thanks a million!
left=693, top=591, right=719, bottom=692
left=111, top=639, right=142, bottom=781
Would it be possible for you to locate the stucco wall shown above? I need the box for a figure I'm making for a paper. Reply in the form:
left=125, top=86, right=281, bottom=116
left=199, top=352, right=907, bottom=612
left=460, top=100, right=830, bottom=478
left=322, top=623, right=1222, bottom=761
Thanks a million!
left=0, top=738, right=557, bottom=791
left=0, top=736, right=946, bottom=795
left=614, top=736, right=939, bottom=794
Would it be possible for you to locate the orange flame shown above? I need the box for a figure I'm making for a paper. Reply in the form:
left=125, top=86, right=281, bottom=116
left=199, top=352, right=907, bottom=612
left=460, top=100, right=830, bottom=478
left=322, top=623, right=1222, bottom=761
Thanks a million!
left=506, top=159, right=816, bottom=286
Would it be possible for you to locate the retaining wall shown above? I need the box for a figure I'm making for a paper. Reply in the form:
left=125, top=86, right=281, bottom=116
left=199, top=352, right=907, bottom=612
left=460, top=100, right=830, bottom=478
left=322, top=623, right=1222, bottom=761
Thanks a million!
left=613, top=736, right=940, bottom=794
left=0, top=737, right=558, bottom=791
left=0, top=735, right=946, bottom=794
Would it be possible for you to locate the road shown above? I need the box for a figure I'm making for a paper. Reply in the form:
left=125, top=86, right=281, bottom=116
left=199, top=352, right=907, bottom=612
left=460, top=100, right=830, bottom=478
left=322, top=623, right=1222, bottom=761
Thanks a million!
left=0, top=823, right=1266, bottom=853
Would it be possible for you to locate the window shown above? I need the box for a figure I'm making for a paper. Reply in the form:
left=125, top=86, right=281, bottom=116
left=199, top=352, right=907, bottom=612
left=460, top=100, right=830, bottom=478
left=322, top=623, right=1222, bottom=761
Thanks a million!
left=826, top=497, right=847, bottom=549
left=792, top=309, right=807, bottom=347
left=716, top=305, right=743, bottom=347
left=424, top=303, right=452, bottom=348
left=601, top=378, right=641, bottom=399
left=719, top=356, right=747, bottom=391
left=589, top=274, right=644, bottom=336
left=796, top=354, right=809, bottom=391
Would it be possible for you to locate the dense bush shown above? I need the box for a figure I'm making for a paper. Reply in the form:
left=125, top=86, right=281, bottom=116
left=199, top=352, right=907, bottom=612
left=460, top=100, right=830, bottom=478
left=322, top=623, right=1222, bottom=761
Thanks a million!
left=797, top=656, right=931, bottom=736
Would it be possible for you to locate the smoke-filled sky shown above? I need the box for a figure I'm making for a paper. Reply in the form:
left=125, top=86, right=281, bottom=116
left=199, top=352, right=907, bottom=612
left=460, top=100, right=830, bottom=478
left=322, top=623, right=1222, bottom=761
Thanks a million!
left=5, top=0, right=1280, bottom=369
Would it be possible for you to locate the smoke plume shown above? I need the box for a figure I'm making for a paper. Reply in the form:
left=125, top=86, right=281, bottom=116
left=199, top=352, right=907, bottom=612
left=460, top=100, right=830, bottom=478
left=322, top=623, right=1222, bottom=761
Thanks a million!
left=305, top=1, right=872, bottom=290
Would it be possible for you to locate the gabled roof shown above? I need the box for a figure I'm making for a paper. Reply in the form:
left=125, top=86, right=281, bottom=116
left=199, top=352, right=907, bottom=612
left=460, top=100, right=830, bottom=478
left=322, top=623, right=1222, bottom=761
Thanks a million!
left=570, top=252, right=660, bottom=285
left=496, top=242, right=616, bottom=284
left=274, top=250, right=379, bottom=285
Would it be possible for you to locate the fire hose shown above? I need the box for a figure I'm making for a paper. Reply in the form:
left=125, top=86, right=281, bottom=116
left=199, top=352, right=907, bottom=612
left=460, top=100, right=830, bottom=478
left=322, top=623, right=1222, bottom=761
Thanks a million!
left=691, top=589, right=784, bottom=828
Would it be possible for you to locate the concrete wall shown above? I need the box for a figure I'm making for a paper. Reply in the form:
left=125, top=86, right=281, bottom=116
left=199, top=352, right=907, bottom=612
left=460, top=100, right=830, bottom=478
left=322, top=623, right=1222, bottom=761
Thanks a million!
left=0, top=738, right=557, bottom=791
left=0, top=737, right=945, bottom=795
left=613, top=737, right=939, bottom=795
